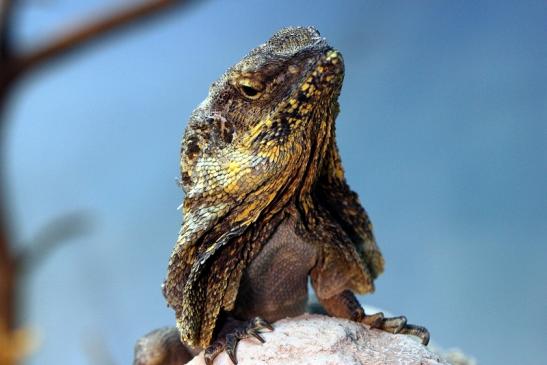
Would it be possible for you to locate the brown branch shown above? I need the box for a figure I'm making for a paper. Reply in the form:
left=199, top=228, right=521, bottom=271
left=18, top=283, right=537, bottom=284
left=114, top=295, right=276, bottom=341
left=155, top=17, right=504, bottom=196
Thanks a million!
left=0, top=218, right=15, bottom=331
left=11, top=0, right=191, bottom=79
left=0, top=4, right=197, bottom=364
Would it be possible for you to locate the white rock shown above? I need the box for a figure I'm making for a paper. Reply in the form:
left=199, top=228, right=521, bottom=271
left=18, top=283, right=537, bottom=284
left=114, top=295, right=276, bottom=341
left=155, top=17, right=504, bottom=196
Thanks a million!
left=187, top=314, right=449, bottom=365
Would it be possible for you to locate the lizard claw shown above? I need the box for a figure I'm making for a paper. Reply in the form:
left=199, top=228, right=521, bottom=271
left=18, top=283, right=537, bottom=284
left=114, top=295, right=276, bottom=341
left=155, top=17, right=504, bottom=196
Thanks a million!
left=252, top=316, right=274, bottom=331
left=247, top=329, right=266, bottom=343
left=225, top=334, right=239, bottom=364
left=399, top=323, right=430, bottom=345
left=203, top=317, right=273, bottom=365
left=361, top=312, right=429, bottom=345
left=361, top=311, right=385, bottom=329
left=382, top=315, right=407, bottom=334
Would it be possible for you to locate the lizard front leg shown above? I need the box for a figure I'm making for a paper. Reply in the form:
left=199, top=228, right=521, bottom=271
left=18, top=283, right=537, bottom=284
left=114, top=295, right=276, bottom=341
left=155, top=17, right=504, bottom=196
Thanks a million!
left=317, top=289, right=430, bottom=345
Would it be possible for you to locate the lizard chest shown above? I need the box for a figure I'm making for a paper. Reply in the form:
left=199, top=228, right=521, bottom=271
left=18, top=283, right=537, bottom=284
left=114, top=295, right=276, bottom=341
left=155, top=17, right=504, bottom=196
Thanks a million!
left=232, top=213, right=318, bottom=322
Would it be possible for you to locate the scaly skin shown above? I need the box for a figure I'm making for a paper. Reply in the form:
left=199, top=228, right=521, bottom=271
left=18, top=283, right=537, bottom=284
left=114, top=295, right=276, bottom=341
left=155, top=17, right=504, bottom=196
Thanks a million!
left=135, top=26, right=429, bottom=365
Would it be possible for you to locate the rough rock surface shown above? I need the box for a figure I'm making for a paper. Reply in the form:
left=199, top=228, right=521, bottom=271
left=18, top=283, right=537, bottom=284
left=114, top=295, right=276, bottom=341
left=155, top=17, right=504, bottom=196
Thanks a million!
left=187, top=314, right=449, bottom=365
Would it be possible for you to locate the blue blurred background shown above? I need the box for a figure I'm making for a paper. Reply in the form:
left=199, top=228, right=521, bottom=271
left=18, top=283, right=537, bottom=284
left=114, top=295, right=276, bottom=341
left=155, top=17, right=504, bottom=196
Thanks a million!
left=4, top=1, right=546, bottom=364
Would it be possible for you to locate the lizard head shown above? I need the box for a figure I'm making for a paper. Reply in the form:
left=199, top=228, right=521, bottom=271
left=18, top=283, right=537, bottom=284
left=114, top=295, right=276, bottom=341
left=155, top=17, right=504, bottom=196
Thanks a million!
left=181, top=26, right=344, bottom=200
left=207, top=26, right=344, bottom=148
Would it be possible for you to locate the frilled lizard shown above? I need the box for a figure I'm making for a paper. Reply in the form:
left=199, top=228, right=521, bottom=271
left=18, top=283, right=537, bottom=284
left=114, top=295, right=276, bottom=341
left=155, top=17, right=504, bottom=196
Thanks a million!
left=134, top=26, right=429, bottom=365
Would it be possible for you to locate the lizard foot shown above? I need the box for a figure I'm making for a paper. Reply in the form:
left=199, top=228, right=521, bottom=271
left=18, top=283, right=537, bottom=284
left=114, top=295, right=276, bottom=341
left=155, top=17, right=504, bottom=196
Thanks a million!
left=361, top=312, right=430, bottom=345
left=316, top=290, right=431, bottom=346
left=204, top=317, right=273, bottom=365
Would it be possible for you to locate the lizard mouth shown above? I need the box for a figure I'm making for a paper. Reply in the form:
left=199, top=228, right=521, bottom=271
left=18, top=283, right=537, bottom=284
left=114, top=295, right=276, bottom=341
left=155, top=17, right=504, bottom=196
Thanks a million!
left=262, top=26, right=344, bottom=95
left=303, top=49, right=344, bottom=92
left=286, top=48, right=344, bottom=114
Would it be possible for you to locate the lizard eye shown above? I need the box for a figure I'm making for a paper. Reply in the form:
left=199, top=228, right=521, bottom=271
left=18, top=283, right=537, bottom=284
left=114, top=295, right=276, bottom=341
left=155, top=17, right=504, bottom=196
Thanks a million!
left=237, top=79, right=264, bottom=100
left=241, top=85, right=259, bottom=97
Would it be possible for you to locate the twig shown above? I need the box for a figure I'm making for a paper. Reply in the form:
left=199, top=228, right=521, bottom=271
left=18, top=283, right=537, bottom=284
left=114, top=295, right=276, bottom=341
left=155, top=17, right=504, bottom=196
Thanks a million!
left=11, top=0, right=191, bottom=80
